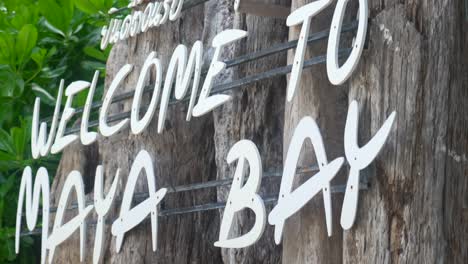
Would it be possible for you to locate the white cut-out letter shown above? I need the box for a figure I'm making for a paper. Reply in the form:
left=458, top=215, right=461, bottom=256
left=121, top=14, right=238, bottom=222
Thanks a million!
left=192, top=29, right=247, bottom=117
left=150, top=2, right=163, bottom=27
left=214, top=140, right=266, bottom=248
left=131, top=52, right=162, bottom=135
left=93, top=166, right=120, bottom=264
left=47, top=171, right=94, bottom=263
left=129, top=11, right=142, bottom=38
left=340, top=100, right=396, bottom=229
left=100, top=64, right=133, bottom=137
left=51, top=81, right=90, bottom=154
left=31, top=80, right=64, bottom=158
left=100, top=25, right=111, bottom=50
left=109, top=19, right=123, bottom=45
left=169, top=0, right=183, bottom=21
left=327, top=0, right=368, bottom=85
left=141, top=3, right=155, bottom=32
left=15, top=167, right=50, bottom=264
left=158, top=41, right=203, bottom=133
left=158, top=0, right=171, bottom=26
left=286, top=0, right=332, bottom=101
left=269, top=117, right=344, bottom=244
left=81, top=71, right=99, bottom=145
left=111, top=150, right=167, bottom=252
left=119, top=15, right=131, bottom=40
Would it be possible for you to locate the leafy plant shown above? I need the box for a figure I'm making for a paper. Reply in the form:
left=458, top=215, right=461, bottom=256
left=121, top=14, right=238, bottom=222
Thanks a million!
left=0, top=0, right=118, bottom=262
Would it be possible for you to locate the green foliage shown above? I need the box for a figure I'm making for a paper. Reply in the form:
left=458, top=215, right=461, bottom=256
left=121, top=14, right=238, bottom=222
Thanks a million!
left=16, top=25, right=38, bottom=68
left=75, top=0, right=114, bottom=15
left=0, top=0, right=116, bottom=262
left=38, top=0, right=74, bottom=34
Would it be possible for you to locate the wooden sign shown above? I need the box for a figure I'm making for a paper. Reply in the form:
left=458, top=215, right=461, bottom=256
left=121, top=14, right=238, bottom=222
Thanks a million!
left=15, top=0, right=397, bottom=263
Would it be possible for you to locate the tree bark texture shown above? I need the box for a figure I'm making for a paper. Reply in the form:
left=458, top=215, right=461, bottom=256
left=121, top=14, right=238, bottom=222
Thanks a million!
left=283, top=0, right=468, bottom=263
left=210, top=0, right=288, bottom=263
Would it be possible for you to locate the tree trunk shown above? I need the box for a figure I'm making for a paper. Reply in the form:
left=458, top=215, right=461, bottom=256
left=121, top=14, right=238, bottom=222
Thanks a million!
left=49, top=142, right=100, bottom=263
left=343, top=2, right=468, bottom=263
left=281, top=0, right=353, bottom=263
left=96, top=4, right=222, bottom=261
left=283, top=0, right=468, bottom=263
left=48, top=0, right=467, bottom=263
left=211, top=0, right=288, bottom=263
left=50, top=1, right=286, bottom=263
left=51, top=2, right=221, bottom=263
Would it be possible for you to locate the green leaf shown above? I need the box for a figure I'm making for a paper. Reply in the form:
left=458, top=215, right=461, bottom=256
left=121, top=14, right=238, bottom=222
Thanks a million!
left=0, top=238, right=8, bottom=262
left=39, top=0, right=74, bottom=34
left=31, top=48, right=48, bottom=68
left=105, top=0, right=113, bottom=9
left=0, top=175, right=15, bottom=197
left=40, top=65, right=67, bottom=79
left=0, top=32, right=15, bottom=67
left=0, top=199, right=4, bottom=228
left=74, top=87, right=88, bottom=107
left=21, top=236, right=34, bottom=246
left=74, top=0, right=100, bottom=14
left=2, top=0, right=35, bottom=11
left=46, top=46, right=58, bottom=58
left=42, top=20, right=66, bottom=37
left=81, top=60, right=105, bottom=71
left=0, top=152, right=21, bottom=171
left=10, top=4, right=40, bottom=30
left=32, top=84, right=56, bottom=106
left=0, top=65, right=24, bottom=98
left=11, top=126, right=26, bottom=159
left=0, top=98, right=14, bottom=128
left=16, top=24, right=38, bottom=67
left=83, top=46, right=107, bottom=61
left=6, top=238, right=15, bottom=261
left=0, top=129, right=14, bottom=154
left=74, top=0, right=113, bottom=14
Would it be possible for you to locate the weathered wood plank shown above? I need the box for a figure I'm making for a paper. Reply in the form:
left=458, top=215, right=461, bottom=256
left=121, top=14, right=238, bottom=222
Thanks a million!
left=208, top=0, right=287, bottom=263
left=283, top=0, right=468, bottom=263
left=343, top=2, right=468, bottom=263
left=282, top=0, right=350, bottom=263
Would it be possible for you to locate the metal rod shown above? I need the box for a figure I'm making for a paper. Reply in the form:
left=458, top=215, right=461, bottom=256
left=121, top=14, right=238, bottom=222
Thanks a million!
left=21, top=163, right=359, bottom=216
left=40, top=165, right=318, bottom=214
left=40, top=21, right=357, bottom=123
left=159, top=181, right=369, bottom=217
left=64, top=48, right=351, bottom=135
left=20, top=182, right=368, bottom=237
left=225, top=20, right=357, bottom=69
left=159, top=195, right=280, bottom=217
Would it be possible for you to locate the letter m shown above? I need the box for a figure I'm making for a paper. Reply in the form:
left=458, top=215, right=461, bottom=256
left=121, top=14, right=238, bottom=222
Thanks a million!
left=15, top=167, right=50, bottom=264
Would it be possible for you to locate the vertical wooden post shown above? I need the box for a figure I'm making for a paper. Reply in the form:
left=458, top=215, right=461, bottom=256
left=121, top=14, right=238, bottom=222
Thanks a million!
left=343, top=1, right=468, bottom=263
left=282, top=0, right=347, bottom=263
left=211, top=0, right=288, bottom=263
